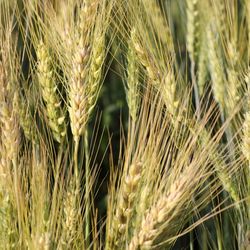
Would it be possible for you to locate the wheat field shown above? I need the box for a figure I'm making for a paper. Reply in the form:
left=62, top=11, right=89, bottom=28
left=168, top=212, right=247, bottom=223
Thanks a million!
left=0, top=0, right=249, bottom=249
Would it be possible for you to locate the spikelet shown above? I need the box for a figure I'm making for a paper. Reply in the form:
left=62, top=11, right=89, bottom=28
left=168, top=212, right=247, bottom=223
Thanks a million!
left=109, top=163, right=142, bottom=249
left=186, top=0, right=200, bottom=63
left=37, top=41, right=66, bottom=143
left=126, top=37, right=140, bottom=121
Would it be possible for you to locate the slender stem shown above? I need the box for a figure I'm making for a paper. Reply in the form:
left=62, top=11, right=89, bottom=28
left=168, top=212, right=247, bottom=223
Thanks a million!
left=12, top=159, right=22, bottom=235
left=190, top=229, right=194, bottom=250
left=74, top=137, right=80, bottom=181
left=84, top=130, right=90, bottom=248
left=202, top=229, right=208, bottom=250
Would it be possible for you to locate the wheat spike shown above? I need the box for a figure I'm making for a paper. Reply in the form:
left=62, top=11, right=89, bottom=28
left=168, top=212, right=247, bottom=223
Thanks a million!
left=37, top=41, right=66, bottom=143
left=207, top=24, right=226, bottom=110
left=161, top=72, right=178, bottom=115
left=60, top=179, right=81, bottom=246
left=214, top=0, right=227, bottom=35
left=199, top=129, right=240, bottom=204
left=131, top=28, right=159, bottom=84
left=242, top=111, right=250, bottom=163
left=69, top=45, right=90, bottom=141
left=186, top=0, right=200, bottom=63
left=246, top=0, right=250, bottom=58
left=126, top=37, right=140, bottom=121
left=224, top=36, right=241, bottom=114
left=0, top=103, right=20, bottom=162
left=131, top=28, right=177, bottom=115
left=142, top=0, right=174, bottom=52
left=87, top=31, right=105, bottom=116
left=197, top=34, right=208, bottom=95
left=13, top=92, right=38, bottom=142
left=109, top=163, right=142, bottom=249
left=69, top=1, right=100, bottom=142
left=128, top=170, right=197, bottom=250
left=242, top=99, right=250, bottom=222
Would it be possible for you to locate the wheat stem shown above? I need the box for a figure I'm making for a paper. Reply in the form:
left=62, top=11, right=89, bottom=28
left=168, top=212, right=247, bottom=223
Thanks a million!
left=84, top=130, right=90, bottom=248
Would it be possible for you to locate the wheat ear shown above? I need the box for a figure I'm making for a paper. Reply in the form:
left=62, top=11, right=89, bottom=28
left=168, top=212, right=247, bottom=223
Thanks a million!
left=13, top=92, right=38, bottom=143
left=0, top=62, right=19, bottom=163
left=215, top=0, right=227, bottom=35
left=37, top=41, right=66, bottom=143
left=109, top=163, right=142, bottom=249
left=224, top=38, right=240, bottom=114
left=130, top=28, right=159, bottom=84
left=142, top=0, right=174, bottom=52
left=128, top=169, right=198, bottom=250
left=60, top=179, right=81, bottom=246
left=186, top=0, right=200, bottom=63
left=246, top=0, right=250, bottom=58
left=199, top=129, right=240, bottom=204
left=242, top=108, right=250, bottom=231
left=126, top=36, right=140, bottom=121
left=207, top=24, right=226, bottom=110
left=87, top=30, right=105, bottom=117
left=69, top=45, right=90, bottom=142
left=131, top=28, right=177, bottom=115
left=197, top=34, right=208, bottom=95
left=69, top=1, right=99, bottom=142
